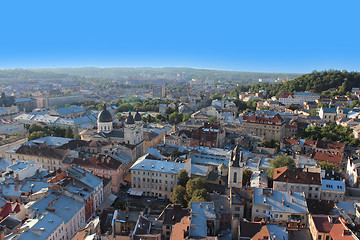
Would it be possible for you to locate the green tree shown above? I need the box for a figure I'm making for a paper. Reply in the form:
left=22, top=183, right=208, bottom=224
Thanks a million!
left=169, top=112, right=183, bottom=124
left=64, top=90, right=73, bottom=95
left=318, top=161, right=340, bottom=172
left=177, top=170, right=190, bottom=188
left=27, top=131, right=47, bottom=140
left=208, top=116, right=218, bottom=123
left=266, top=155, right=295, bottom=179
left=186, top=178, right=207, bottom=201
left=155, top=113, right=166, bottom=123
left=258, top=139, right=280, bottom=149
left=170, top=185, right=187, bottom=207
left=288, top=104, right=299, bottom=111
left=65, top=127, right=74, bottom=138
left=310, top=109, right=318, bottom=116
left=182, top=114, right=190, bottom=123
left=74, top=134, right=81, bottom=140
left=242, top=168, right=253, bottom=186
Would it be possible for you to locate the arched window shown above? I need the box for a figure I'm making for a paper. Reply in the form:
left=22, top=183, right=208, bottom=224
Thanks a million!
left=233, top=172, right=237, bottom=183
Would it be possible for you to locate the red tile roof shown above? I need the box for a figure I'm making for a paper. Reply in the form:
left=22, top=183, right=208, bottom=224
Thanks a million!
left=313, top=152, right=343, bottom=164
left=279, top=92, right=293, bottom=99
left=243, top=114, right=284, bottom=125
left=273, top=166, right=321, bottom=185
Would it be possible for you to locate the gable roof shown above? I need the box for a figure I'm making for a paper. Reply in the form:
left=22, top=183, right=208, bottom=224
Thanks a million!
left=273, top=166, right=321, bottom=185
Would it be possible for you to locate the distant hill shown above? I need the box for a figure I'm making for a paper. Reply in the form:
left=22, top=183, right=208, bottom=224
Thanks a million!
left=234, top=70, right=360, bottom=98
left=31, top=67, right=300, bottom=85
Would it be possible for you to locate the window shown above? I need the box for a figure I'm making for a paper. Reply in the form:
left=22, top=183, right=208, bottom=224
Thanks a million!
left=233, top=172, right=237, bottom=183
left=256, top=209, right=259, bottom=213
left=235, top=207, right=240, bottom=211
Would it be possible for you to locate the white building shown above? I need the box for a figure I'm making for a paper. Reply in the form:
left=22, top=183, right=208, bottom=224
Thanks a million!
left=2, top=161, right=43, bottom=181
left=28, top=192, right=86, bottom=240
left=252, top=188, right=309, bottom=227
left=130, top=154, right=184, bottom=198
left=321, top=179, right=345, bottom=201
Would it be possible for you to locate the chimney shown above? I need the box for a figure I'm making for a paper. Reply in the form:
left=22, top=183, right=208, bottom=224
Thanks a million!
left=282, top=199, right=285, bottom=205
left=289, top=190, right=292, bottom=196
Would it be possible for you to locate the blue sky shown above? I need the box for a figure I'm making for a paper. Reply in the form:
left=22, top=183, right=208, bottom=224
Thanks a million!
left=0, top=0, right=359, bottom=73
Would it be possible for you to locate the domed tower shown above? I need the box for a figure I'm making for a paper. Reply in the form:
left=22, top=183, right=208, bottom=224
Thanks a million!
left=228, top=145, right=244, bottom=188
left=134, top=111, right=143, bottom=143
left=124, top=112, right=136, bottom=144
left=97, top=104, right=113, bottom=133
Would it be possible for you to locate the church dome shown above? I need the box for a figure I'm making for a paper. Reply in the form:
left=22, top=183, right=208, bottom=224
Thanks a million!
left=126, top=112, right=135, bottom=124
left=98, top=104, right=113, bottom=122
left=134, top=111, right=142, bottom=121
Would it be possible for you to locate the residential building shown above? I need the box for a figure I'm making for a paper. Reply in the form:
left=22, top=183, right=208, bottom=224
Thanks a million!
left=250, top=170, right=268, bottom=188
left=321, top=179, right=345, bottom=201
left=130, top=154, right=184, bottom=198
left=1, top=161, right=43, bottom=181
left=157, top=204, right=190, bottom=240
left=252, top=188, right=309, bottom=228
left=309, top=215, right=358, bottom=240
left=5, top=144, right=69, bottom=171
left=14, top=212, right=66, bottom=240
left=28, top=192, right=86, bottom=240
left=188, top=202, right=220, bottom=238
left=319, top=107, right=337, bottom=122
left=273, top=167, right=322, bottom=199
left=111, top=210, right=141, bottom=236
left=346, top=157, right=360, bottom=187
left=241, top=114, right=285, bottom=141
left=71, top=153, right=127, bottom=192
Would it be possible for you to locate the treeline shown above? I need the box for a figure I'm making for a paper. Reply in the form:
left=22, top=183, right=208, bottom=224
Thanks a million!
left=301, top=122, right=360, bottom=147
left=231, top=70, right=360, bottom=98
left=25, top=124, right=76, bottom=140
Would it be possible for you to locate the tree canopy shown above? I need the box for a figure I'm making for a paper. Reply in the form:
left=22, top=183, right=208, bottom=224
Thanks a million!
left=301, top=122, right=360, bottom=147
left=266, top=155, right=295, bottom=179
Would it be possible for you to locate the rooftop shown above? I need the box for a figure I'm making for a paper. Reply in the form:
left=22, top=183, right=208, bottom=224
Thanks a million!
left=253, top=188, right=309, bottom=214
left=189, top=202, right=216, bottom=237
left=131, top=154, right=184, bottom=174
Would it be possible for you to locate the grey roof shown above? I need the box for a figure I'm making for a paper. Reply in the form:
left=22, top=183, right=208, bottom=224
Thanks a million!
left=335, top=201, right=357, bottom=216
left=322, top=107, right=337, bottom=113
left=131, top=154, right=184, bottom=174
left=190, top=152, right=229, bottom=167
left=50, top=105, right=85, bottom=116
left=295, top=91, right=319, bottom=97
left=30, top=192, right=84, bottom=223
left=322, top=179, right=345, bottom=192
left=66, top=167, right=102, bottom=190
left=267, top=225, right=288, bottom=240
left=253, top=188, right=309, bottom=214
left=190, top=164, right=209, bottom=177
left=15, top=98, right=33, bottom=103
left=189, top=202, right=216, bottom=237
left=27, top=136, right=73, bottom=147
left=17, top=212, right=63, bottom=240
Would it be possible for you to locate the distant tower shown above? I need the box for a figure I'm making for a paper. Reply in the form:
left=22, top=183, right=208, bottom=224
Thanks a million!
left=228, top=145, right=244, bottom=188
left=97, top=104, right=113, bottom=133
left=124, top=111, right=143, bottom=145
